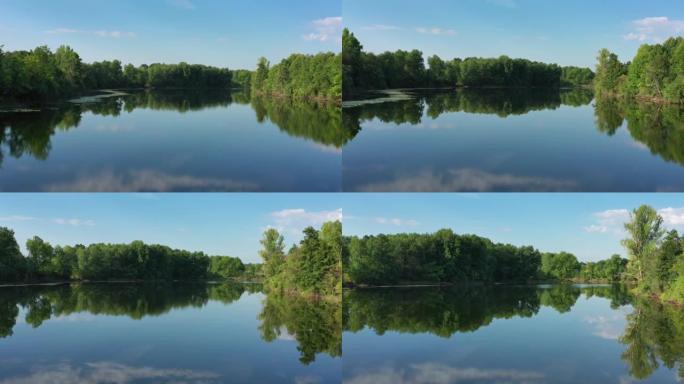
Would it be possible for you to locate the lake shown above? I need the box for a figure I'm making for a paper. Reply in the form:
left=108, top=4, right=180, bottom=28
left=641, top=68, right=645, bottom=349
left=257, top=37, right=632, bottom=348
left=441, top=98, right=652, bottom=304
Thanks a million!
left=342, top=89, right=684, bottom=192
left=0, top=283, right=341, bottom=383
left=0, top=90, right=344, bottom=192
left=343, top=284, right=684, bottom=384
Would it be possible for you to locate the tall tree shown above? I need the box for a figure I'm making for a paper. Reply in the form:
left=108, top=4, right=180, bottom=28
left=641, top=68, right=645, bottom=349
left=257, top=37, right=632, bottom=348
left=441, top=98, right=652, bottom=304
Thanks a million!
left=622, top=205, right=665, bottom=286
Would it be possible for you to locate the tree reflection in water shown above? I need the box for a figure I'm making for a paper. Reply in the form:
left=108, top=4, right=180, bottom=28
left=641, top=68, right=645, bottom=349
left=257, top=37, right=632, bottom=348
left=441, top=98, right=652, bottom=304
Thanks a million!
left=0, top=89, right=345, bottom=167
left=0, top=282, right=340, bottom=364
left=345, top=284, right=684, bottom=381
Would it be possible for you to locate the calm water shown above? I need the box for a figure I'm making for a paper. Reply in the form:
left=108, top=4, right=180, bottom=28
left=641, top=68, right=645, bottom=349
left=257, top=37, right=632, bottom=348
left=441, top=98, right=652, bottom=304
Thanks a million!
left=343, top=284, right=684, bottom=384
left=0, top=283, right=341, bottom=383
left=342, top=89, right=684, bottom=192
left=0, top=90, right=344, bottom=191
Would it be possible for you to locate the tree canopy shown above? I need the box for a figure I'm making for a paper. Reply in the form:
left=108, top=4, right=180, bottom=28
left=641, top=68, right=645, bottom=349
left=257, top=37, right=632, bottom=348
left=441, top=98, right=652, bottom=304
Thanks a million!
left=342, top=28, right=594, bottom=99
left=595, top=37, right=684, bottom=104
left=0, top=45, right=232, bottom=100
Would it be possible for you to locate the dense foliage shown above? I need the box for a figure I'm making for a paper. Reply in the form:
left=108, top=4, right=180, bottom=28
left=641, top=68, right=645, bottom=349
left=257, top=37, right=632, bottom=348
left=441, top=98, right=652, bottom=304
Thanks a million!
left=0, top=227, right=255, bottom=282
left=342, top=29, right=593, bottom=98
left=344, top=229, right=542, bottom=285
left=250, top=53, right=341, bottom=102
left=594, top=37, right=684, bottom=103
left=621, top=205, right=684, bottom=303
left=344, top=228, right=628, bottom=286
left=0, top=45, right=232, bottom=100
left=259, top=221, right=342, bottom=297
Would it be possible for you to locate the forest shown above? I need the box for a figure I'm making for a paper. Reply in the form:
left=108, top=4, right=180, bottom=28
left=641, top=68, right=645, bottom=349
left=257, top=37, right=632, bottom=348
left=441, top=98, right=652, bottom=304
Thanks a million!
left=342, top=29, right=594, bottom=98
left=0, top=226, right=259, bottom=282
left=343, top=229, right=626, bottom=286
left=250, top=52, right=342, bottom=103
left=0, top=45, right=232, bottom=100
left=0, top=44, right=342, bottom=103
left=343, top=204, right=684, bottom=305
left=621, top=205, right=684, bottom=303
left=0, top=221, right=342, bottom=299
left=259, top=221, right=342, bottom=298
left=594, top=37, right=683, bottom=104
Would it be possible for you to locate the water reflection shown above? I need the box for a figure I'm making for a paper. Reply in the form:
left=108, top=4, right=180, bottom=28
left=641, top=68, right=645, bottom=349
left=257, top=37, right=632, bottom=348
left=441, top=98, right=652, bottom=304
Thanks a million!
left=343, top=88, right=594, bottom=133
left=0, top=90, right=343, bottom=191
left=344, top=285, right=684, bottom=382
left=0, top=283, right=340, bottom=366
left=594, top=97, right=684, bottom=167
left=0, top=90, right=345, bottom=168
left=343, top=89, right=684, bottom=192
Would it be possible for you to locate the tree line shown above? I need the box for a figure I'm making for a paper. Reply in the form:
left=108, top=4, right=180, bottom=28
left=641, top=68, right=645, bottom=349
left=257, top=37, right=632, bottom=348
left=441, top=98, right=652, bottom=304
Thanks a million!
left=250, top=52, right=342, bottom=103
left=594, top=37, right=683, bottom=104
left=0, top=44, right=344, bottom=103
left=0, top=45, right=233, bottom=100
left=343, top=229, right=628, bottom=286
left=342, top=29, right=594, bottom=98
left=259, top=221, right=342, bottom=298
left=0, top=226, right=258, bottom=282
left=621, top=205, right=684, bottom=303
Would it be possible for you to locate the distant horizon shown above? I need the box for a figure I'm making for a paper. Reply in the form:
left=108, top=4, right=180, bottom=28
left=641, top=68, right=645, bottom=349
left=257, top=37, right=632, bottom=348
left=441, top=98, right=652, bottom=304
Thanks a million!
left=343, top=0, right=683, bottom=68
left=0, top=194, right=343, bottom=264
left=0, top=0, right=341, bottom=69
left=341, top=194, right=684, bottom=263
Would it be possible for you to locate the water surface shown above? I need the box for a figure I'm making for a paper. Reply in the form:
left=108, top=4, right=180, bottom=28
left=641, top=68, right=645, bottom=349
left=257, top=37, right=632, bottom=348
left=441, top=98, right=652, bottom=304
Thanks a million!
left=0, top=90, right=344, bottom=191
left=342, top=89, right=684, bottom=191
left=0, top=283, right=341, bottom=383
left=343, top=284, right=684, bottom=384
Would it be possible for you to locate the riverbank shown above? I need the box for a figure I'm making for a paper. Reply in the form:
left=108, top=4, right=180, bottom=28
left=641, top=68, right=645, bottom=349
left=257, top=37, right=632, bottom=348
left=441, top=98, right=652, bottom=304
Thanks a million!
left=0, top=277, right=262, bottom=288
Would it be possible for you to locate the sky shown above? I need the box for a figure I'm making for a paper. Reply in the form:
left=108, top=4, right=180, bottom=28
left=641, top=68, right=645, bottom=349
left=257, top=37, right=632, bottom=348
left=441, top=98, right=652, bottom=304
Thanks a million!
left=4, top=194, right=684, bottom=264
left=341, top=194, right=684, bottom=263
left=0, top=0, right=341, bottom=69
left=343, top=0, right=684, bottom=68
left=0, top=194, right=342, bottom=263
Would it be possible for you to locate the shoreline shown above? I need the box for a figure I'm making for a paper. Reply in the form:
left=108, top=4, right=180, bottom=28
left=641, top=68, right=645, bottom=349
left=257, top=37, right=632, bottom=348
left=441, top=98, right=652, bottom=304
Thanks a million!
left=0, top=278, right=261, bottom=288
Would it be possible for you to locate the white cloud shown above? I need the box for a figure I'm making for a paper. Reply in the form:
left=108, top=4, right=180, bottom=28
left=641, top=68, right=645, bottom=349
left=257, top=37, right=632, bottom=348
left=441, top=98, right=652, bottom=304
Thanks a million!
left=52, top=218, right=96, bottom=227
left=0, top=362, right=220, bottom=384
left=45, top=28, right=79, bottom=34
left=362, top=24, right=402, bottom=31
left=356, top=169, right=577, bottom=192
left=659, top=207, right=684, bottom=226
left=374, top=217, right=419, bottom=227
left=584, top=224, right=609, bottom=233
left=344, top=363, right=545, bottom=384
left=595, top=209, right=630, bottom=220
left=585, top=207, right=684, bottom=235
left=303, top=16, right=342, bottom=42
left=269, top=208, right=342, bottom=234
left=414, top=27, right=456, bottom=36
left=168, top=0, right=196, bottom=10
left=584, top=209, right=630, bottom=235
left=94, top=30, right=136, bottom=38
left=623, top=17, right=684, bottom=42
left=0, top=215, right=39, bottom=222
left=45, top=28, right=135, bottom=38
left=0, top=215, right=94, bottom=227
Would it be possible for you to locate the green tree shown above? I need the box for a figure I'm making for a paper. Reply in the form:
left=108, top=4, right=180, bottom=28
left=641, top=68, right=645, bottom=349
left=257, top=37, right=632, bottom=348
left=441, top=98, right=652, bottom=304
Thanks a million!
left=622, top=205, right=665, bottom=288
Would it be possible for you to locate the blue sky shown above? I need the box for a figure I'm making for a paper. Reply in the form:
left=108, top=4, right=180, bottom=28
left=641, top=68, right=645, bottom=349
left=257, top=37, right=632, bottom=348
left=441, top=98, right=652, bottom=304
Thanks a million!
left=0, top=194, right=342, bottom=263
left=343, top=0, right=684, bottom=68
left=341, top=194, right=684, bottom=262
left=2, top=194, right=684, bottom=263
left=0, top=0, right=340, bottom=69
